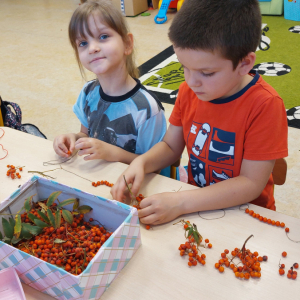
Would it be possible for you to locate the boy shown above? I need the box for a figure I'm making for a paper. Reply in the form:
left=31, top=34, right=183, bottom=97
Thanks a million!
left=111, top=0, right=288, bottom=225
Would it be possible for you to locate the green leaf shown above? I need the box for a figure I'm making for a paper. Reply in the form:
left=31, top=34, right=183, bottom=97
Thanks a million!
left=22, top=223, right=43, bottom=235
left=77, top=205, right=93, bottom=214
left=47, top=209, right=56, bottom=228
left=33, top=218, right=50, bottom=228
left=193, top=231, right=200, bottom=244
left=73, top=198, right=79, bottom=210
left=54, top=238, right=66, bottom=244
left=11, top=236, right=22, bottom=244
left=14, top=215, right=22, bottom=238
left=24, top=195, right=33, bottom=212
left=187, top=228, right=193, bottom=239
left=47, top=191, right=62, bottom=207
left=20, top=226, right=33, bottom=240
left=0, top=230, right=3, bottom=240
left=57, top=198, right=77, bottom=208
left=9, top=217, right=16, bottom=229
left=27, top=213, right=36, bottom=223
left=62, top=209, right=73, bottom=225
left=37, top=210, right=50, bottom=224
left=2, top=218, right=14, bottom=239
left=3, top=236, right=12, bottom=243
left=55, top=210, right=61, bottom=229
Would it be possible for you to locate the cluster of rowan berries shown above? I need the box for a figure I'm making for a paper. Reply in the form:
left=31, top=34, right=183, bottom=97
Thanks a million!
left=92, top=180, right=113, bottom=187
left=245, top=208, right=288, bottom=229
left=6, top=165, right=23, bottom=179
left=214, top=235, right=267, bottom=279
left=177, top=220, right=212, bottom=267
left=19, top=203, right=112, bottom=275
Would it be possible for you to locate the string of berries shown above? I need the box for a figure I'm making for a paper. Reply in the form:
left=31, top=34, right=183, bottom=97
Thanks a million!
left=214, top=235, right=267, bottom=279
left=92, top=180, right=113, bottom=187
left=244, top=208, right=286, bottom=228
left=175, top=219, right=211, bottom=267
left=6, top=165, right=24, bottom=179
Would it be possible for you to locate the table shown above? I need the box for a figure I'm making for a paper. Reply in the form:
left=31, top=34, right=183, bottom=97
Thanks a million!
left=0, top=127, right=299, bottom=300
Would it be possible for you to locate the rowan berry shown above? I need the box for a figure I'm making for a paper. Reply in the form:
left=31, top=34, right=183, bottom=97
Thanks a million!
left=285, top=227, right=289, bottom=233
left=207, top=243, right=212, bottom=248
left=145, top=225, right=151, bottom=230
left=204, top=239, right=209, bottom=243
left=294, top=263, right=299, bottom=269
left=282, top=251, right=287, bottom=257
left=219, top=266, right=224, bottom=273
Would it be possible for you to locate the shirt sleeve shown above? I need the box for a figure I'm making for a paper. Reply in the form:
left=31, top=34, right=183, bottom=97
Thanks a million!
left=72, top=82, right=90, bottom=128
left=243, top=95, right=288, bottom=160
left=135, top=110, right=167, bottom=154
left=169, top=82, right=186, bottom=127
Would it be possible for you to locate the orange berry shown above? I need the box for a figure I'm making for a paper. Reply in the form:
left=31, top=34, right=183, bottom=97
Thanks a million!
left=285, top=227, right=289, bottom=233
left=204, top=239, right=209, bottom=243
left=207, top=243, right=212, bottom=248
left=219, top=266, right=224, bottom=273
left=280, top=222, right=285, bottom=228
left=282, top=251, right=287, bottom=257
left=294, top=263, right=299, bottom=269
left=245, top=208, right=249, bottom=213
left=145, top=225, right=151, bottom=230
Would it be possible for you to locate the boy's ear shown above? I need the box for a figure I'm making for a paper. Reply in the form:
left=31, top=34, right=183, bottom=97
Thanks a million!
left=238, top=52, right=256, bottom=76
left=124, top=33, right=134, bottom=56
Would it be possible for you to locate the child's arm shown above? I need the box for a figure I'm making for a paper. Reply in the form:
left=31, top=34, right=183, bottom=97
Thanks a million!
left=111, top=124, right=186, bottom=200
left=53, top=125, right=88, bottom=157
left=137, top=158, right=275, bottom=225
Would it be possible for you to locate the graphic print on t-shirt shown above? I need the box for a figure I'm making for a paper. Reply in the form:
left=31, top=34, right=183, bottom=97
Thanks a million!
left=208, top=128, right=235, bottom=165
left=188, top=122, right=235, bottom=188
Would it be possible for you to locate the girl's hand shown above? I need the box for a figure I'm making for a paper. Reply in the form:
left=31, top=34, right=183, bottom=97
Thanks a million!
left=138, top=192, right=183, bottom=225
left=111, top=158, right=145, bottom=202
left=53, top=133, right=77, bottom=157
left=75, top=137, right=119, bottom=161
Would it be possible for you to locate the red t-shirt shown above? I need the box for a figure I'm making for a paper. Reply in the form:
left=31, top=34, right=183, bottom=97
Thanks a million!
left=169, top=73, right=288, bottom=210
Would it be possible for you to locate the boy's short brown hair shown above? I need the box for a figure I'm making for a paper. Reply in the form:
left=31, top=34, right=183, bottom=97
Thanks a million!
left=169, top=0, right=261, bottom=69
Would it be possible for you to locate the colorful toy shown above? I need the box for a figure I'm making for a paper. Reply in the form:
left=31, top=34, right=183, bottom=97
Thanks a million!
left=154, top=0, right=185, bottom=24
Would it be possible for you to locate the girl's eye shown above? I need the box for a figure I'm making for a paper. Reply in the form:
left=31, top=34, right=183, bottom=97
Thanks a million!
left=78, top=41, right=88, bottom=47
left=100, top=34, right=108, bottom=40
left=202, top=72, right=215, bottom=77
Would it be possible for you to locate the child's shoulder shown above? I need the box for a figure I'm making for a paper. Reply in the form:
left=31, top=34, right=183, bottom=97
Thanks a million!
left=83, top=79, right=100, bottom=96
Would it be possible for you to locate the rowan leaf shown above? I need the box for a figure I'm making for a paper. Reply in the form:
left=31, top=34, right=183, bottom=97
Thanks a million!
left=22, top=223, right=43, bottom=235
left=38, top=202, right=49, bottom=211
left=55, top=210, right=61, bottom=229
left=11, top=236, right=22, bottom=244
left=9, top=217, right=16, bottom=229
left=62, top=209, right=73, bottom=225
left=77, top=205, right=93, bottom=214
left=28, top=213, right=36, bottom=223
left=57, top=198, right=77, bottom=208
left=2, top=218, right=14, bottom=239
left=0, top=230, right=3, bottom=240
left=47, top=209, right=56, bottom=227
left=37, top=210, right=50, bottom=224
left=20, top=226, right=33, bottom=240
left=47, top=191, right=62, bottom=207
left=33, top=218, right=50, bottom=228
left=73, top=198, right=79, bottom=210
left=14, top=214, right=22, bottom=238
left=24, top=195, right=33, bottom=212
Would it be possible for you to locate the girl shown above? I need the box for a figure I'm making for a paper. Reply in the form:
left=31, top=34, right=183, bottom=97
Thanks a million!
left=53, top=0, right=166, bottom=165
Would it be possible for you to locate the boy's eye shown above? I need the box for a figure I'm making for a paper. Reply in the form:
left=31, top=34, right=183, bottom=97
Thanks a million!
left=78, top=41, right=88, bottom=47
left=99, top=34, right=108, bottom=40
left=202, top=72, right=215, bottom=77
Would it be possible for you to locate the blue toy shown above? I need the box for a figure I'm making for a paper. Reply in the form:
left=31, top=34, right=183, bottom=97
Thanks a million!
left=154, top=0, right=174, bottom=24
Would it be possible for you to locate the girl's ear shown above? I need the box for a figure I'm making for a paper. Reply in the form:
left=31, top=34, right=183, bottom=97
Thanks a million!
left=238, top=52, right=256, bottom=76
left=124, top=33, right=134, bottom=56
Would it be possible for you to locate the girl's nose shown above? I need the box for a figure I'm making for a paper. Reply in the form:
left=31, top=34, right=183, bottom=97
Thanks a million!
left=89, top=41, right=100, bottom=54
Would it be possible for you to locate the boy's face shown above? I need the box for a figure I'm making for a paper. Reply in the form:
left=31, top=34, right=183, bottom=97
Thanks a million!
left=174, top=47, right=246, bottom=101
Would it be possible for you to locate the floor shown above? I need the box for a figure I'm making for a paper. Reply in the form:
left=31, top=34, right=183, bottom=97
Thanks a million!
left=0, top=0, right=299, bottom=218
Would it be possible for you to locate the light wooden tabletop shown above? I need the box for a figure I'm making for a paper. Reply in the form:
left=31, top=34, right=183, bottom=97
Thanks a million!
left=0, top=127, right=299, bottom=300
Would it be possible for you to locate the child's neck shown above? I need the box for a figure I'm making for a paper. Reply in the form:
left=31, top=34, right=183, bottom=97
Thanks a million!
left=97, top=72, right=137, bottom=97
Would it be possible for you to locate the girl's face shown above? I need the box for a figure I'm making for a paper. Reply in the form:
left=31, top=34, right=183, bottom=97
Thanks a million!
left=76, top=14, right=131, bottom=78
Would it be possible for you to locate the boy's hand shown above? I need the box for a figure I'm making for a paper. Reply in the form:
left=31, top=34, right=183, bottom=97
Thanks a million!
left=111, top=158, right=145, bottom=202
left=53, top=133, right=77, bottom=157
left=75, top=137, right=118, bottom=162
left=138, top=192, right=183, bottom=225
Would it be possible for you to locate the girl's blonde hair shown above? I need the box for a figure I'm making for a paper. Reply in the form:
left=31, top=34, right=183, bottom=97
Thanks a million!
left=69, top=0, right=139, bottom=79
